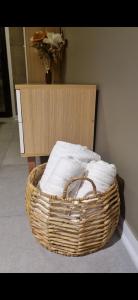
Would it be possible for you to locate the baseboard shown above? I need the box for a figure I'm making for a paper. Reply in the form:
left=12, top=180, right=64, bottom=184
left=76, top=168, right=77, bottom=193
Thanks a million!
left=118, top=218, right=138, bottom=270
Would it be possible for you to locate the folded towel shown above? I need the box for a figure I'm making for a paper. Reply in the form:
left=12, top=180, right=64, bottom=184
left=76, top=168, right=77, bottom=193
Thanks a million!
left=39, top=156, right=86, bottom=197
left=41, top=141, right=101, bottom=182
left=77, top=160, right=117, bottom=197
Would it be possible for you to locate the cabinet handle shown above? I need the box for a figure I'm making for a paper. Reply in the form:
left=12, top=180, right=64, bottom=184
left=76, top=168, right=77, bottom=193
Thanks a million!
left=16, top=90, right=22, bottom=123
left=18, top=123, right=25, bottom=154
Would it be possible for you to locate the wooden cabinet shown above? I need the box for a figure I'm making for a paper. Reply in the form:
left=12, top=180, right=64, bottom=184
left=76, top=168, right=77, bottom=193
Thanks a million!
left=15, top=84, right=96, bottom=159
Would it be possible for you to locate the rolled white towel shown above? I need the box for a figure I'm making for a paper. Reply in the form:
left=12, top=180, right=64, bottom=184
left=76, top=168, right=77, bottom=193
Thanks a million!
left=77, top=160, right=117, bottom=197
left=42, top=140, right=101, bottom=182
left=56, top=141, right=101, bottom=162
left=39, top=156, right=86, bottom=197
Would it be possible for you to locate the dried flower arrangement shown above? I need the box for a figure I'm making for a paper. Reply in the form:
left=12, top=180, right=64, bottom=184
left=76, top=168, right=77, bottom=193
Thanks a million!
left=30, top=30, right=66, bottom=74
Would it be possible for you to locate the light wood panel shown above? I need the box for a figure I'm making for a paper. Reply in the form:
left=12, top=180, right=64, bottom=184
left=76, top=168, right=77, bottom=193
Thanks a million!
left=16, top=84, right=96, bottom=157
left=9, top=27, right=26, bottom=84
left=24, top=27, right=46, bottom=83
left=45, top=27, right=60, bottom=33
left=10, top=45, right=27, bottom=83
left=45, top=27, right=61, bottom=83
left=9, top=27, right=24, bottom=46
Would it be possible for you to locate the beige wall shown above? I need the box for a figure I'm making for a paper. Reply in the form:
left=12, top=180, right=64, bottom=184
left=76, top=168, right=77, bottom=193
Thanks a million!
left=62, top=27, right=138, bottom=239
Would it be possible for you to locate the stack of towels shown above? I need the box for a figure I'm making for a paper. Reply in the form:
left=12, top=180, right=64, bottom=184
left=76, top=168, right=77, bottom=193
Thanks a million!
left=39, top=141, right=117, bottom=197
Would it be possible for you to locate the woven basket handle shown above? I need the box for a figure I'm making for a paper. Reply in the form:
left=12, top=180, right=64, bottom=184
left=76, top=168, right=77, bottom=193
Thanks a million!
left=63, top=177, right=97, bottom=199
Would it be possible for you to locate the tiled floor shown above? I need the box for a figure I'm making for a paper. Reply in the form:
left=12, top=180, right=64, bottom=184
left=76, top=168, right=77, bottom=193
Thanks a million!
left=0, top=118, right=137, bottom=273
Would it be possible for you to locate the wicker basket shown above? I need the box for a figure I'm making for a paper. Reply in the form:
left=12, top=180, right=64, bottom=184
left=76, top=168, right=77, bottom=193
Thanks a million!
left=26, top=163, right=120, bottom=256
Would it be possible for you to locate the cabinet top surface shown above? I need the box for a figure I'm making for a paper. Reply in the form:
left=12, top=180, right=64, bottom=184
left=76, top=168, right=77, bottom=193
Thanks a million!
left=15, top=84, right=96, bottom=89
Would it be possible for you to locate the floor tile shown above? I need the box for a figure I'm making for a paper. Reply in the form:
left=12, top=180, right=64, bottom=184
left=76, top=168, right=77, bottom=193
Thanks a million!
left=0, top=165, right=28, bottom=217
left=0, top=216, right=136, bottom=273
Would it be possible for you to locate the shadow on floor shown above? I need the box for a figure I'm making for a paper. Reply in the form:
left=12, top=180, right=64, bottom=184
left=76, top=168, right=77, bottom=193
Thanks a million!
left=0, top=121, right=6, bottom=126
left=40, top=156, right=49, bottom=164
left=103, top=174, right=125, bottom=249
left=116, top=174, right=125, bottom=236
left=103, top=231, right=120, bottom=249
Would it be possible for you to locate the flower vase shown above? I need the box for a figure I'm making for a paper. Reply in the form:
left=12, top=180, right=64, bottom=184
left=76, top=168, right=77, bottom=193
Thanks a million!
left=45, top=69, right=52, bottom=84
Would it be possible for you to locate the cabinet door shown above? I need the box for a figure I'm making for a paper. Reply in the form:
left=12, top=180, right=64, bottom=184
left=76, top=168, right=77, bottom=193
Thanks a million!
left=17, top=84, right=96, bottom=157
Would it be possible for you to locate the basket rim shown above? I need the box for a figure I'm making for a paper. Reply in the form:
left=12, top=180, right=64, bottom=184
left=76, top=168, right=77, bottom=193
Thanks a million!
left=28, top=163, right=118, bottom=201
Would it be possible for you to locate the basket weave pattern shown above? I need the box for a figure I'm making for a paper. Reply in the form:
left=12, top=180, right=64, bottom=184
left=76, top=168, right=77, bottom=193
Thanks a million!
left=26, top=163, right=120, bottom=256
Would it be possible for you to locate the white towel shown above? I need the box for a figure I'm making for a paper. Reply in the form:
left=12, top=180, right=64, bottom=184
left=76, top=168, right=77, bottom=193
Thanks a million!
left=41, top=141, right=101, bottom=183
left=77, top=160, right=117, bottom=197
left=39, top=156, right=86, bottom=197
